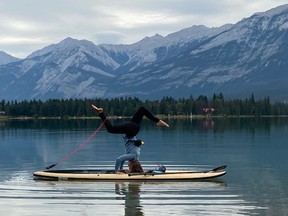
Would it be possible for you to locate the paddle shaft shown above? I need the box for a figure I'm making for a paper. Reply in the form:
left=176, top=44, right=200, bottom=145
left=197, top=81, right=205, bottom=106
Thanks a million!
left=128, top=165, right=227, bottom=176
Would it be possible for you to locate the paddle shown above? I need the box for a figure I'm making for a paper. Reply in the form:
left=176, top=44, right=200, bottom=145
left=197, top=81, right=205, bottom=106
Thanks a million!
left=128, top=165, right=227, bottom=176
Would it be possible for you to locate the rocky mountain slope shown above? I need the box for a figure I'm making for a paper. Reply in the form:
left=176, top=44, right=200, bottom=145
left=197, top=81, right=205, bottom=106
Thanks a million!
left=1, top=4, right=288, bottom=102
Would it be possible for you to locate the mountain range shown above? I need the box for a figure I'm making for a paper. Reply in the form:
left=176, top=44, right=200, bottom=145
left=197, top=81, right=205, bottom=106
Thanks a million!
left=1, top=4, right=288, bottom=102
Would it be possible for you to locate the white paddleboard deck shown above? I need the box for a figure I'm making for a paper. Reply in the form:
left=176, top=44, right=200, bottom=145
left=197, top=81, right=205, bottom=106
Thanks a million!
left=33, top=165, right=227, bottom=181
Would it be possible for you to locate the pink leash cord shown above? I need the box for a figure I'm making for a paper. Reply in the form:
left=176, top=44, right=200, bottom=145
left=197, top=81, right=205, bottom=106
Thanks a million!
left=45, top=119, right=107, bottom=170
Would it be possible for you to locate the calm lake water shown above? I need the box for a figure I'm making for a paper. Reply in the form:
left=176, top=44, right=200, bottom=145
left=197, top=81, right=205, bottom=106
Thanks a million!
left=0, top=117, right=287, bottom=215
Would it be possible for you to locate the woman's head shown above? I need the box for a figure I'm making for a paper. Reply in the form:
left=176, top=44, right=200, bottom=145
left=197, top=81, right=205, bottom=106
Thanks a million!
left=128, top=160, right=143, bottom=173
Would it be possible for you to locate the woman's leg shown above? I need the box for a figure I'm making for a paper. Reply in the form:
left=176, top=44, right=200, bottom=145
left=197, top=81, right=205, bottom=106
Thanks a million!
left=92, top=105, right=168, bottom=137
left=115, top=154, right=136, bottom=172
left=98, top=112, right=139, bottom=137
left=130, top=106, right=169, bottom=127
left=106, top=106, right=164, bottom=137
left=130, top=106, right=159, bottom=124
left=92, top=104, right=140, bottom=137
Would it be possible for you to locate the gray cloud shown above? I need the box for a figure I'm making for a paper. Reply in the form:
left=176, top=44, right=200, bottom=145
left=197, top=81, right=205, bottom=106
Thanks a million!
left=0, top=0, right=287, bottom=58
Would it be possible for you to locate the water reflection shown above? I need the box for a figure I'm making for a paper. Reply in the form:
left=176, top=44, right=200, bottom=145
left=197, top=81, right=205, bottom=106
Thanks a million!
left=1, top=117, right=288, bottom=131
left=1, top=118, right=288, bottom=215
left=167, top=116, right=288, bottom=132
left=1, top=177, right=265, bottom=216
left=115, top=182, right=143, bottom=216
left=0, top=118, right=102, bottom=131
left=112, top=180, right=263, bottom=216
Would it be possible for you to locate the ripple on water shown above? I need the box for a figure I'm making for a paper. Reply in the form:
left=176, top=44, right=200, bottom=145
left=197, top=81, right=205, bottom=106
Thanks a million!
left=0, top=177, right=266, bottom=216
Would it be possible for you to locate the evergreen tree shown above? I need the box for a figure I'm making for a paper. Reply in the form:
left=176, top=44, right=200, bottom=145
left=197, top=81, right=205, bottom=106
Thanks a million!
left=2, top=93, right=288, bottom=117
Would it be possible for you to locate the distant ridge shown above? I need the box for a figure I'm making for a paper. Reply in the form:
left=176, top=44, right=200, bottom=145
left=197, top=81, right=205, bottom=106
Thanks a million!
left=1, top=4, right=288, bottom=102
left=0, top=51, right=20, bottom=65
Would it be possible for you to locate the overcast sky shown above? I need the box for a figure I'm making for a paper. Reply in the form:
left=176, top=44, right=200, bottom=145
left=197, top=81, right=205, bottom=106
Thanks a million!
left=0, top=0, right=287, bottom=58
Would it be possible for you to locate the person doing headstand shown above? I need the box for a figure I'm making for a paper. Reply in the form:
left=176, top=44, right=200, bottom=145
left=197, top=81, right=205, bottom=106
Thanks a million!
left=91, top=105, right=169, bottom=174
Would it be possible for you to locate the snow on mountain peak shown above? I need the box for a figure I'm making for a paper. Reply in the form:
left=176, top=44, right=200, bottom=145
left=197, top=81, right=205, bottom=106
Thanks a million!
left=133, top=33, right=166, bottom=49
left=27, top=37, right=96, bottom=59
left=254, top=4, right=288, bottom=18
left=2, top=4, right=288, bottom=101
left=235, top=4, right=288, bottom=32
left=166, top=24, right=233, bottom=45
left=190, top=4, right=288, bottom=55
left=58, top=37, right=96, bottom=50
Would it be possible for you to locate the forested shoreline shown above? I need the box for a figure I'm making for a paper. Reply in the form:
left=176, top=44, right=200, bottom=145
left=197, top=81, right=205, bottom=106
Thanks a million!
left=1, top=94, right=288, bottom=118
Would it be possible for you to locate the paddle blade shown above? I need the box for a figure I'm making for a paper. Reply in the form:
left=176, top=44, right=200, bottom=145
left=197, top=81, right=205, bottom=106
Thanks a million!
left=45, top=163, right=57, bottom=170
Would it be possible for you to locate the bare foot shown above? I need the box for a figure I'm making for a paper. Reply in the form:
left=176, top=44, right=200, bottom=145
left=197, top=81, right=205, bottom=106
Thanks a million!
left=91, top=104, right=103, bottom=113
left=116, top=171, right=126, bottom=174
left=157, top=120, right=169, bottom=127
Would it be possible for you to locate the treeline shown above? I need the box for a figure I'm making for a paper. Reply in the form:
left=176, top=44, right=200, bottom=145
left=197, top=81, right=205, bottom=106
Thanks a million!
left=0, top=93, right=288, bottom=117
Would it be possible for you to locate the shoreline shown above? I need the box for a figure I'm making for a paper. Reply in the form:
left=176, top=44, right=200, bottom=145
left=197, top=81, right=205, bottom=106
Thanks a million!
left=1, top=114, right=288, bottom=121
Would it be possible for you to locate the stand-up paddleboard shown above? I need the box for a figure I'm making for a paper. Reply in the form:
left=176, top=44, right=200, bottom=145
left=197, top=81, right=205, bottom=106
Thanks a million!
left=33, top=165, right=227, bottom=181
